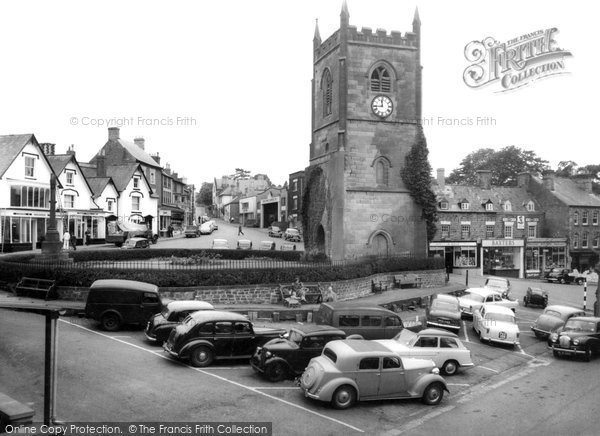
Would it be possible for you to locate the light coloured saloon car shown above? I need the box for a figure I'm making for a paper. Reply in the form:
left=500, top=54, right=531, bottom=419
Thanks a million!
left=376, top=328, right=473, bottom=375
left=472, top=305, right=520, bottom=346
left=425, top=294, right=461, bottom=332
left=458, top=287, right=518, bottom=318
left=300, top=339, right=448, bottom=409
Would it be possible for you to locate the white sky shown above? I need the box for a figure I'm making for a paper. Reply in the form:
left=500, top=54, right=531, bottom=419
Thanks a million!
left=0, top=0, right=598, bottom=188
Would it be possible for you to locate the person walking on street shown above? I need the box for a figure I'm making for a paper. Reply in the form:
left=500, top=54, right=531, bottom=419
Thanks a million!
left=85, top=229, right=91, bottom=245
left=238, top=225, right=244, bottom=236
left=70, top=234, right=77, bottom=251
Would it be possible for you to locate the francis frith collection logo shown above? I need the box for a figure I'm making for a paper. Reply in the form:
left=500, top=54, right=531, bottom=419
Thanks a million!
left=463, top=28, right=572, bottom=92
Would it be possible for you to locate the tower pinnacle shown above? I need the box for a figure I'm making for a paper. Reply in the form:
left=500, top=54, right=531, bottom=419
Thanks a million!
left=313, top=18, right=321, bottom=43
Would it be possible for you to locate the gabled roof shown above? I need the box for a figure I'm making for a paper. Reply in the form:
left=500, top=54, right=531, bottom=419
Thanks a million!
left=105, top=163, right=150, bottom=193
left=532, top=177, right=600, bottom=207
left=0, top=134, right=60, bottom=185
left=86, top=177, right=118, bottom=199
left=434, top=184, right=540, bottom=212
left=117, top=139, right=161, bottom=169
left=47, top=153, right=96, bottom=199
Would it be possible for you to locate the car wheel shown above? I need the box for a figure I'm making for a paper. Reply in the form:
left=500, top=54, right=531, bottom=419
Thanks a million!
left=101, top=313, right=120, bottom=332
left=553, top=349, right=561, bottom=358
left=442, top=360, right=459, bottom=376
left=523, top=298, right=528, bottom=307
left=559, top=278, right=566, bottom=284
left=190, top=346, right=214, bottom=367
left=584, top=347, right=592, bottom=362
left=422, top=382, right=444, bottom=405
left=331, top=385, right=356, bottom=410
left=265, top=362, right=288, bottom=382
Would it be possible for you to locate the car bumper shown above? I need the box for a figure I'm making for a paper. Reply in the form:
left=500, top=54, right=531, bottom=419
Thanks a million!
left=300, top=386, right=320, bottom=400
left=549, top=345, right=585, bottom=355
left=145, top=331, right=158, bottom=342
left=531, top=327, right=551, bottom=337
left=163, top=342, right=180, bottom=358
left=426, top=321, right=460, bottom=331
left=486, top=337, right=519, bottom=345
left=250, top=357, right=265, bottom=373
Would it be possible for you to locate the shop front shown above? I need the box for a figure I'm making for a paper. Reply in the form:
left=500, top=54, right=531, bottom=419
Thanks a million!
left=429, top=241, right=478, bottom=273
left=525, top=238, right=568, bottom=278
left=159, top=206, right=185, bottom=236
left=482, top=238, right=525, bottom=279
left=0, top=209, right=52, bottom=252
left=65, top=211, right=106, bottom=245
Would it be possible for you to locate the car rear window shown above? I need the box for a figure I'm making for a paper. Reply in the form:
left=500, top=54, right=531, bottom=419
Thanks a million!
left=361, top=315, right=382, bottom=327
left=323, top=348, right=337, bottom=363
left=440, top=338, right=458, bottom=348
left=339, top=315, right=360, bottom=327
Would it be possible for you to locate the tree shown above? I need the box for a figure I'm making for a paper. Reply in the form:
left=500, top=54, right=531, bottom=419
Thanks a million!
left=447, top=146, right=550, bottom=186
left=556, top=160, right=578, bottom=177
left=401, top=127, right=438, bottom=242
left=230, top=168, right=251, bottom=180
left=196, top=182, right=213, bottom=207
left=554, top=162, right=600, bottom=194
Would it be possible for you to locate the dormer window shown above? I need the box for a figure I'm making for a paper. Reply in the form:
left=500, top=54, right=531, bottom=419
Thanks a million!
left=460, top=201, right=470, bottom=211
left=133, top=177, right=140, bottom=190
left=503, top=201, right=512, bottom=212
left=440, top=201, right=449, bottom=210
left=485, top=202, right=493, bottom=211
left=66, top=170, right=74, bottom=185
left=526, top=201, right=535, bottom=212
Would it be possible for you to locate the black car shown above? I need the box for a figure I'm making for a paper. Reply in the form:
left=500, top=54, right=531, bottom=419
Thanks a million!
left=548, top=316, right=600, bottom=361
left=547, top=268, right=574, bottom=284
left=145, top=300, right=214, bottom=344
left=251, top=325, right=346, bottom=381
left=522, top=287, right=548, bottom=308
left=163, top=311, right=286, bottom=367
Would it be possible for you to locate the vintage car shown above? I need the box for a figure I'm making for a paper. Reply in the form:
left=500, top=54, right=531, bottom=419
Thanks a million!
left=268, top=226, right=283, bottom=238
left=457, top=287, right=518, bottom=317
left=425, top=294, right=461, bottom=332
left=184, top=225, right=201, bottom=238
left=251, top=325, right=346, bottom=381
left=121, top=237, right=150, bottom=249
left=472, top=305, right=520, bottom=346
left=259, top=240, right=276, bottom=250
left=280, top=243, right=297, bottom=251
left=316, top=302, right=405, bottom=339
left=145, top=300, right=214, bottom=344
left=236, top=239, right=253, bottom=250
left=547, top=268, right=575, bottom=284
left=200, top=222, right=214, bottom=235
left=300, top=339, right=448, bottom=409
left=531, top=305, right=586, bottom=339
left=284, top=228, right=302, bottom=242
left=211, top=238, right=229, bottom=249
left=522, top=287, right=548, bottom=308
left=376, top=328, right=473, bottom=375
left=548, top=316, right=600, bottom=361
left=483, top=277, right=511, bottom=298
left=209, top=220, right=218, bottom=230
left=164, top=311, right=286, bottom=367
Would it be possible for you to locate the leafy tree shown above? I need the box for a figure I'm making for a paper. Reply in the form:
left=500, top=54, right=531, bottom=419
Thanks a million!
left=231, top=168, right=251, bottom=180
left=196, top=182, right=213, bottom=206
left=447, top=146, right=550, bottom=186
left=556, top=160, right=578, bottom=177
left=401, top=126, right=438, bottom=242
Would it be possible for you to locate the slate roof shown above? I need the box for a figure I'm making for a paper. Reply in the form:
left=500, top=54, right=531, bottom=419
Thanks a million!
left=105, top=164, right=144, bottom=192
left=434, top=184, right=539, bottom=212
left=86, top=177, right=115, bottom=198
left=79, top=163, right=98, bottom=179
left=46, top=154, right=73, bottom=176
left=0, top=134, right=36, bottom=178
left=532, top=177, right=600, bottom=207
left=118, top=139, right=161, bottom=168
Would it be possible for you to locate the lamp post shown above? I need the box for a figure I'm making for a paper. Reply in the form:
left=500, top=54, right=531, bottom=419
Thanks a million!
left=40, top=174, right=70, bottom=262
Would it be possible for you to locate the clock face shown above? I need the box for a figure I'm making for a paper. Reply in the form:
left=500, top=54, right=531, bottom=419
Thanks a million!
left=371, top=95, right=393, bottom=118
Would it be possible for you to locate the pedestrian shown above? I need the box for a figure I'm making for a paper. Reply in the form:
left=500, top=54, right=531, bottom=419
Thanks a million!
left=70, top=234, right=77, bottom=251
left=85, top=228, right=91, bottom=245
left=168, top=224, right=173, bottom=237
left=238, top=224, right=244, bottom=236
left=62, top=230, right=70, bottom=250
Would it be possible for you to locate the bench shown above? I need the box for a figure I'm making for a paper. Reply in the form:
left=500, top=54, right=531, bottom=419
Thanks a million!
left=393, top=274, right=422, bottom=289
left=278, top=284, right=323, bottom=307
left=371, top=280, right=387, bottom=293
left=0, top=392, right=35, bottom=432
left=14, top=277, right=58, bottom=300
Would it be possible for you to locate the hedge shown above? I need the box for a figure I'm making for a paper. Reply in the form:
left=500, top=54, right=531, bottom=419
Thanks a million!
left=69, top=248, right=303, bottom=262
left=0, top=255, right=444, bottom=287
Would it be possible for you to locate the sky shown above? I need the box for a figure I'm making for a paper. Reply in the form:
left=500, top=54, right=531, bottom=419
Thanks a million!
left=0, top=0, right=598, bottom=189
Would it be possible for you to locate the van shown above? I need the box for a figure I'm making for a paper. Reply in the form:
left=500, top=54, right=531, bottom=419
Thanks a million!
left=85, top=279, right=164, bottom=332
left=315, top=302, right=404, bottom=339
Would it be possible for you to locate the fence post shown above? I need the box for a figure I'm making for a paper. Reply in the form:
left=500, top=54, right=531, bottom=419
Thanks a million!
left=465, top=269, right=469, bottom=287
left=583, top=279, right=587, bottom=311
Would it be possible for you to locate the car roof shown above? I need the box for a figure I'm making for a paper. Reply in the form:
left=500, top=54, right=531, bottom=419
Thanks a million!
left=432, top=294, right=459, bottom=303
left=465, top=287, right=500, bottom=297
left=328, top=339, right=394, bottom=356
left=569, top=316, right=600, bottom=322
left=286, top=228, right=299, bottom=232
left=545, top=305, right=585, bottom=314
left=319, top=302, right=398, bottom=314
left=238, top=239, right=251, bottom=243
left=166, top=300, right=214, bottom=311
left=90, top=279, right=159, bottom=293
left=481, top=304, right=514, bottom=315
left=290, top=325, right=346, bottom=336
left=188, top=310, right=249, bottom=322
left=417, top=328, right=459, bottom=338
left=213, top=238, right=228, bottom=243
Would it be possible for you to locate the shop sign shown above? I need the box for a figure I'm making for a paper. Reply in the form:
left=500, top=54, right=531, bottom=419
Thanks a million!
left=517, top=215, right=525, bottom=229
left=525, top=217, right=539, bottom=222
left=502, top=217, right=516, bottom=222
left=482, top=239, right=524, bottom=247
left=430, top=241, right=477, bottom=247
left=159, top=210, right=172, bottom=217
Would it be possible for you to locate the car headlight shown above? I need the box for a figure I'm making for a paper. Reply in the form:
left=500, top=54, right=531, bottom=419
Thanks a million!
left=573, top=339, right=580, bottom=346
left=431, top=367, right=440, bottom=375
left=265, top=351, right=272, bottom=358
left=550, top=333, right=558, bottom=342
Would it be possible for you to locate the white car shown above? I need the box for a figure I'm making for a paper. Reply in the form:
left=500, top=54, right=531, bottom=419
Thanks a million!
left=200, top=222, right=213, bottom=234
left=212, top=238, right=229, bottom=249
left=457, top=287, right=518, bottom=317
left=472, top=305, right=520, bottom=346
left=484, top=277, right=511, bottom=298
left=376, top=328, right=474, bottom=375
left=209, top=220, right=218, bottom=230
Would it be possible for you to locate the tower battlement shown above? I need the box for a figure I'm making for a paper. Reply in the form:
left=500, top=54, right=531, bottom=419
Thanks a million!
left=348, top=25, right=417, bottom=47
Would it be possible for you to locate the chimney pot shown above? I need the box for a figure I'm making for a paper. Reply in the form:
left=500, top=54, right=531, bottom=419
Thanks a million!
left=40, top=143, right=56, bottom=156
left=436, top=168, right=445, bottom=187
left=66, top=144, right=76, bottom=157
left=543, top=171, right=555, bottom=191
left=134, top=137, right=145, bottom=150
left=108, top=127, right=120, bottom=141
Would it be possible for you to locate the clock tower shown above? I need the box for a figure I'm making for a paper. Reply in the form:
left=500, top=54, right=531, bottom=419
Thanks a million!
left=303, top=1, right=427, bottom=260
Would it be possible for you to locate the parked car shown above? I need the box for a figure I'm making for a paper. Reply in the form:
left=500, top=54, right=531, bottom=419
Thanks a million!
left=570, top=269, right=597, bottom=285
left=483, top=277, right=511, bottom=298
left=259, top=240, right=276, bottom=250
left=284, top=228, right=302, bottom=242
left=548, top=316, right=600, bottom=361
left=85, top=280, right=164, bottom=332
left=163, top=311, right=286, bottom=367
left=212, top=238, right=229, bottom=249
left=522, top=287, right=548, bottom=308
left=316, top=302, right=405, bottom=339
left=457, top=287, right=518, bottom=318
left=280, top=243, right=297, bottom=251
left=200, top=222, right=214, bottom=235
left=425, top=294, right=461, bottom=332
left=299, top=339, right=448, bottom=409
left=209, top=220, right=218, bottom=230
left=145, top=300, right=214, bottom=344
left=251, top=325, right=346, bottom=381
left=531, top=305, right=586, bottom=340
left=184, top=226, right=201, bottom=238
left=237, top=239, right=253, bottom=250
left=268, top=226, right=283, bottom=238
left=472, top=305, right=520, bottom=346
left=377, top=328, right=473, bottom=375
left=121, top=237, right=150, bottom=249
left=547, top=268, right=575, bottom=284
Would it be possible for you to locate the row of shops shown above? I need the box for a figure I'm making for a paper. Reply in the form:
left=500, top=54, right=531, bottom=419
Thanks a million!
left=429, top=238, right=568, bottom=279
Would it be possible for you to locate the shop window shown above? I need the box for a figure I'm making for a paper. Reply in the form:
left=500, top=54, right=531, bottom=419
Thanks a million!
left=64, top=194, right=75, bottom=209
left=441, top=224, right=450, bottom=238
left=460, top=224, right=470, bottom=239
left=485, top=248, right=517, bottom=272
left=486, top=225, right=494, bottom=238
left=454, top=247, right=476, bottom=267
left=10, top=186, right=21, bottom=207
left=593, top=233, right=599, bottom=248
left=573, top=232, right=579, bottom=249
left=574, top=212, right=579, bottom=225
left=504, top=223, right=513, bottom=239
left=582, top=232, right=589, bottom=248
left=582, top=211, right=589, bottom=226
left=370, top=65, right=391, bottom=92
left=322, top=69, right=333, bottom=117
left=527, top=224, right=536, bottom=238
left=593, top=211, right=599, bottom=226
left=24, top=156, right=35, bottom=178
left=440, top=201, right=448, bottom=210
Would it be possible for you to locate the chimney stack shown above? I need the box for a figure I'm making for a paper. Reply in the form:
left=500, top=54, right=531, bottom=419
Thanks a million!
left=573, top=173, right=593, bottom=193
left=66, top=144, right=76, bottom=157
left=134, top=137, right=145, bottom=150
left=436, top=168, right=445, bottom=187
left=40, top=143, right=55, bottom=156
left=108, top=127, right=120, bottom=141
left=151, top=153, right=160, bottom=166
left=476, top=170, right=492, bottom=189
left=517, top=172, right=530, bottom=188
left=96, top=155, right=106, bottom=177
left=543, top=171, right=555, bottom=191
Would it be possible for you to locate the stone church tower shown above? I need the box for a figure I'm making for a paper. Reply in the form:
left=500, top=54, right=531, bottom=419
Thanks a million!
left=303, top=1, right=427, bottom=260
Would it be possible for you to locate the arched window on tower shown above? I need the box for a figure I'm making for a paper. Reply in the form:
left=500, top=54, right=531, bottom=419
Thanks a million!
left=370, top=66, right=391, bottom=92
left=374, top=157, right=390, bottom=186
left=322, top=69, right=332, bottom=117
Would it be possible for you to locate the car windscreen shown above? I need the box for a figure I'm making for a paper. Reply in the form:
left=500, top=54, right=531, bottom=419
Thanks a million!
left=544, top=309, right=562, bottom=318
left=564, top=320, right=596, bottom=333
left=432, top=300, right=458, bottom=312
left=287, top=229, right=298, bottom=234
left=288, top=330, right=304, bottom=344
left=486, top=313, right=515, bottom=324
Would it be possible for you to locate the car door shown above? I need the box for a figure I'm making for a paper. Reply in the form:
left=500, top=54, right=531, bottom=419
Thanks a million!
left=296, top=336, right=326, bottom=372
left=213, top=321, right=234, bottom=358
left=361, top=315, right=384, bottom=339
left=384, top=315, right=403, bottom=338
left=378, top=356, right=408, bottom=397
left=354, top=357, right=380, bottom=399
left=231, top=321, right=255, bottom=358
left=410, top=336, right=439, bottom=364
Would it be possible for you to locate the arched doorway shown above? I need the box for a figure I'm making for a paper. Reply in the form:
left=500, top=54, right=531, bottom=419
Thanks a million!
left=368, top=231, right=391, bottom=257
